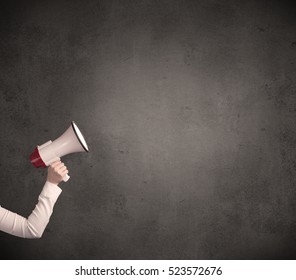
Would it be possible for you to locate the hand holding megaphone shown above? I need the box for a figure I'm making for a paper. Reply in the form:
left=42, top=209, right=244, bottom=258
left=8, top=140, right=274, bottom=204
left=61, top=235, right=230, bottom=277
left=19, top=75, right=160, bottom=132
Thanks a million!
left=30, top=121, right=89, bottom=182
left=47, top=160, right=70, bottom=184
left=50, top=160, right=70, bottom=182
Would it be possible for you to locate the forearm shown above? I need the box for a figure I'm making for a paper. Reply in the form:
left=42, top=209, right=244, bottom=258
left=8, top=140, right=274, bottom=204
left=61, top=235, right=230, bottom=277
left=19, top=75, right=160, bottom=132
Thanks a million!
left=0, top=181, right=62, bottom=238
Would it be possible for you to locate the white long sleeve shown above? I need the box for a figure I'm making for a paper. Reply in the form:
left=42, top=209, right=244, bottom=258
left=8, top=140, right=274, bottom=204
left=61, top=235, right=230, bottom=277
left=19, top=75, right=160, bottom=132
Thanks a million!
left=0, top=181, right=62, bottom=239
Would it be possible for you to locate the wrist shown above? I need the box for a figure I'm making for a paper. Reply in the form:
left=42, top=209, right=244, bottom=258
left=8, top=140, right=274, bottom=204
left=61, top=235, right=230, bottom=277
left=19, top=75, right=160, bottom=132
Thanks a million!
left=46, top=179, right=59, bottom=186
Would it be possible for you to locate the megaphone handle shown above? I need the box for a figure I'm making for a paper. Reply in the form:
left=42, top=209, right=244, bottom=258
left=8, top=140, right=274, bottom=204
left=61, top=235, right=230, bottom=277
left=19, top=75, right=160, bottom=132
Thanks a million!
left=63, top=174, right=70, bottom=182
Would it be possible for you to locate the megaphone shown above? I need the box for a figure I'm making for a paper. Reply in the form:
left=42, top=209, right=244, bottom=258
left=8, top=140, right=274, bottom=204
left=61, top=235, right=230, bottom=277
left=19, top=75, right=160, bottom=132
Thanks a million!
left=30, top=121, right=89, bottom=182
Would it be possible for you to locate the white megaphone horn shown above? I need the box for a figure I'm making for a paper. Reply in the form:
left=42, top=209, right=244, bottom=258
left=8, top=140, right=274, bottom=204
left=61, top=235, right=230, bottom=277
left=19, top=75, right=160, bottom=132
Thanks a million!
left=30, top=121, right=89, bottom=182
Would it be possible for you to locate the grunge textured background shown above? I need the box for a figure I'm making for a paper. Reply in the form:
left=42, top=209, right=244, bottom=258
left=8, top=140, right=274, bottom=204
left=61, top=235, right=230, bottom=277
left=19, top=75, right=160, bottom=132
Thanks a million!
left=0, top=0, right=296, bottom=259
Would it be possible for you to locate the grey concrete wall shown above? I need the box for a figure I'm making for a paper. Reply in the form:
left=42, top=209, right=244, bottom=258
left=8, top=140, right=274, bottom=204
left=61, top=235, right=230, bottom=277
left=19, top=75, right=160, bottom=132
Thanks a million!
left=1, top=0, right=296, bottom=259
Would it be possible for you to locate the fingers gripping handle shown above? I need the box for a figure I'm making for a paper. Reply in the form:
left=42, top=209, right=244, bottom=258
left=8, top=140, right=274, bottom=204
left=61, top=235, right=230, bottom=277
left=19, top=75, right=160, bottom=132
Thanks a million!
left=49, top=157, right=70, bottom=182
